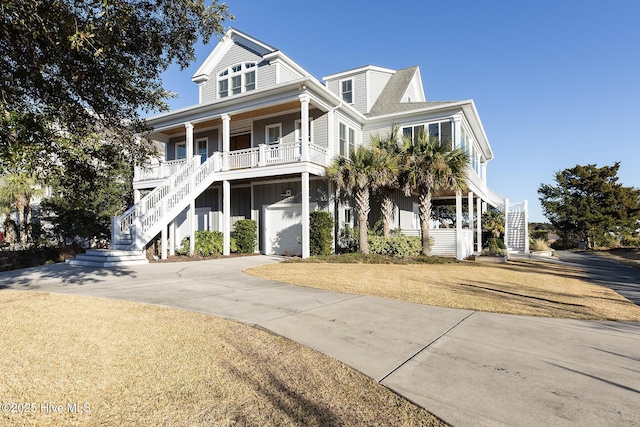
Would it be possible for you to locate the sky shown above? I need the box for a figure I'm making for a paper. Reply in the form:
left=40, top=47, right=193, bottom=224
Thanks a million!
left=156, top=0, right=640, bottom=223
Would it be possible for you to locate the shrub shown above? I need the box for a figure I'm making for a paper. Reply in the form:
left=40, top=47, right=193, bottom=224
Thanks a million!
left=530, top=238, right=550, bottom=251
left=482, top=238, right=507, bottom=256
left=310, top=211, right=334, bottom=256
left=621, top=235, right=640, bottom=248
left=367, top=235, right=423, bottom=258
left=233, top=219, right=257, bottom=254
left=338, top=224, right=358, bottom=253
left=178, top=231, right=237, bottom=256
left=483, top=237, right=506, bottom=250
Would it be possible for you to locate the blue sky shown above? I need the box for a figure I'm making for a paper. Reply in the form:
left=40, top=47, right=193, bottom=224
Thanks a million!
left=157, top=0, right=640, bottom=223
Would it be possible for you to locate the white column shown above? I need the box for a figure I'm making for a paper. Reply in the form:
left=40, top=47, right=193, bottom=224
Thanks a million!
left=476, top=198, right=482, bottom=252
left=299, top=94, right=310, bottom=161
left=185, top=122, right=194, bottom=159
left=133, top=189, right=141, bottom=204
left=481, top=162, right=487, bottom=184
left=504, top=198, right=509, bottom=251
left=189, top=200, right=195, bottom=256
left=453, top=115, right=462, bottom=149
left=222, top=114, right=230, bottom=171
left=524, top=200, right=529, bottom=254
left=456, top=191, right=463, bottom=260
left=161, top=225, right=167, bottom=260
left=223, top=180, right=231, bottom=256
left=301, top=172, right=310, bottom=258
left=468, top=192, right=474, bottom=254
left=169, top=220, right=175, bottom=256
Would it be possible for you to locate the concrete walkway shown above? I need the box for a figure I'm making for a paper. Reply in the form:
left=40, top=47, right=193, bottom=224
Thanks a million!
left=1, top=256, right=639, bottom=427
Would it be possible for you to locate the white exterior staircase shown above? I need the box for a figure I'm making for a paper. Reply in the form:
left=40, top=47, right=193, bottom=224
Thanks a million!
left=504, top=200, right=529, bottom=254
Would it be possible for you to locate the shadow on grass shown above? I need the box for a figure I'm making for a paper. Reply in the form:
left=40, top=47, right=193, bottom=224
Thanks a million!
left=0, top=263, right=136, bottom=290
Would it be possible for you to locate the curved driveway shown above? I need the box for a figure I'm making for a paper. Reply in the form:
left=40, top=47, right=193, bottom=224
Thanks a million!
left=1, top=255, right=639, bottom=426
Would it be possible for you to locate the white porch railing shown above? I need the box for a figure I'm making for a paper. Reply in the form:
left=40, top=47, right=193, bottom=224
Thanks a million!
left=136, top=143, right=329, bottom=182
left=134, top=158, right=188, bottom=181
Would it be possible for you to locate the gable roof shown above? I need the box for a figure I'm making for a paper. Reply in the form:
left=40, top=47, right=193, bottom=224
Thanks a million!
left=366, top=66, right=451, bottom=117
left=191, top=27, right=277, bottom=84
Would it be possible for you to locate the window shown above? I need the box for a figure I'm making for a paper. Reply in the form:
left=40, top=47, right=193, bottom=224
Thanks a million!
left=266, top=124, right=281, bottom=145
left=176, top=142, right=186, bottom=159
left=339, top=123, right=355, bottom=157
left=341, top=79, right=353, bottom=104
left=295, top=119, right=313, bottom=143
left=218, top=62, right=257, bottom=99
left=402, top=120, right=452, bottom=147
left=196, top=138, right=208, bottom=163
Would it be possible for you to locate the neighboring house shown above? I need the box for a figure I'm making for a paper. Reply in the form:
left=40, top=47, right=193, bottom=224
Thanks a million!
left=82, top=28, right=528, bottom=265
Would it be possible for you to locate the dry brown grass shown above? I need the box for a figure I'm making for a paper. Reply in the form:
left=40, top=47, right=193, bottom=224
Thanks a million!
left=246, top=259, right=640, bottom=321
left=0, top=290, right=444, bottom=427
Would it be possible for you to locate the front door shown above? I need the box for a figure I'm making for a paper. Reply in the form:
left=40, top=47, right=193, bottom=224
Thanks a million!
left=231, top=134, right=251, bottom=151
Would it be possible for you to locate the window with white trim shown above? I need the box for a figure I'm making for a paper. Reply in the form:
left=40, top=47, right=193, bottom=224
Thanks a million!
left=341, top=79, right=353, bottom=103
left=176, top=142, right=186, bottom=159
left=402, top=120, right=452, bottom=146
left=339, top=123, right=355, bottom=157
left=218, top=62, right=257, bottom=99
left=196, top=138, right=208, bottom=163
left=294, top=118, right=313, bottom=143
left=266, top=124, right=282, bottom=145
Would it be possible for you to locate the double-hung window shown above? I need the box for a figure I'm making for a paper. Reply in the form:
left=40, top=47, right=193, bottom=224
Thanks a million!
left=196, top=138, right=208, bottom=163
left=339, top=123, right=355, bottom=157
left=341, top=79, right=353, bottom=104
left=218, top=62, right=257, bottom=99
left=176, top=142, right=186, bottom=160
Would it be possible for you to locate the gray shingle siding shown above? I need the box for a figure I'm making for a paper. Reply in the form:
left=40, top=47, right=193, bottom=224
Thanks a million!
left=368, top=71, right=392, bottom=112
left=279, top=62, right=303, bottom=83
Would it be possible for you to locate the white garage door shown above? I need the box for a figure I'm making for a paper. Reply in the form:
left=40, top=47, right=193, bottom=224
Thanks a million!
left=263, top=202, right=316, bottom=256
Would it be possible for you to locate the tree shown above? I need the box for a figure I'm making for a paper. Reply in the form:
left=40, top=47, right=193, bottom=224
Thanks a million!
left=0, top=0, right=232, bottom=189
left=538, top=163, right=640, bottom=248
left=370, top=127, right=401, bottom=237
left=400, top=134, right=469, bottom=255
left=482, top=209, right=505, bottom=239
left=326, top=145, right=381, bottom=254
left=0, top=172, right=44, bottom=245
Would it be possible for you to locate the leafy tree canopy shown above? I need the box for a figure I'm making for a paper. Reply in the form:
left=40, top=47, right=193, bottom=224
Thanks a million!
left=0, top=0, right=232, bottom=174
left=538, top=163, right=640, bottom=248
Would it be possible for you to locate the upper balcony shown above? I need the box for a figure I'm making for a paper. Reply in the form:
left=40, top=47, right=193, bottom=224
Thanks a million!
left=134, top=141, right=329, bottom=187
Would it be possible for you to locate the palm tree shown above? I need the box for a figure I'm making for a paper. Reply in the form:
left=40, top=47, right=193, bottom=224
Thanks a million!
left=482, top=209, right=505, bottom=239
left=400, top=133, right=469, bottom=255
left=326, top=145, right=380, bottom=254
left=0, top=172, right=44, bottom=245
left=370, top=127, right=401, bottom=237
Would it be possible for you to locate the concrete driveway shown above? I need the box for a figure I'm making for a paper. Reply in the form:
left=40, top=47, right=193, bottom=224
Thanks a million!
left=1, top=256, right=639, bottom=426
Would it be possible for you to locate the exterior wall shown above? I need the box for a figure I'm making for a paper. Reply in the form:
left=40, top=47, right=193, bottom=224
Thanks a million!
left=166, top=129, right=219, bottom=161
left=333, top=111, right=361, bottom=156
left=367, top=70, right=392, bottom=112
left=325, top=71, right=367, bottom=114
left=279, top=62, right=303, bottom=83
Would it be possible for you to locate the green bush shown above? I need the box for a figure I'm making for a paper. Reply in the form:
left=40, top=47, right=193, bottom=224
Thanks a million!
left=621, top=235, right=640, bottom=248
left=482, top=238, right=507, bottom=256
left=178, top=231, right=237, bottom=256
left=368, top=235, right=423, bottom=258
left=338, top=224, right=358, bottom=253
left=233, top=219, right=257, bottom=254
left=530, top=230, right=549, bottom=241
left=310, top=211, right=334, bottom=256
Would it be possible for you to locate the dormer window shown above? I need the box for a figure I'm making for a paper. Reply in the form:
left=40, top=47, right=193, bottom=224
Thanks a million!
left=341, top=79, right=353, bottom=104
left=218, top=62, right=257, bottom=99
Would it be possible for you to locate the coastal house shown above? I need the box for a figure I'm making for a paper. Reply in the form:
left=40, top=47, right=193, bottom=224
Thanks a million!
left=68, top=28, right=528, bottom=266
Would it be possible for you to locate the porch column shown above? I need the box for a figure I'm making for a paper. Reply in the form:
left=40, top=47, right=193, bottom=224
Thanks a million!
left=456, top=191, right=463, bottom=260
left=301, top=172, right=310, bottom=258
left=185, top=122, right=194, bottom=159
left=453, top=115, right=462, bottom=149
left=169, top=220, right=176, bottom=256
left=189, top=200, right=195, bottom=256
left=299, top=94, right=310, bottom=161
left=223, top=180, right=231, bottom=256
left=476, top=198, right=482, bottom=252
left=468, top=192, right=474, bottom=253
left=222, top=114, right=230, bottom=171
left=504, top=198, right=509, bottom=251
left=481, top=162, right=487, bottom=184
left=133, top=189, right=141, bottom=204
left=161, top=225, right=168, bottom=260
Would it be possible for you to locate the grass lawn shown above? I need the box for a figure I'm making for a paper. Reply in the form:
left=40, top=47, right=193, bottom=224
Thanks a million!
left=246, top=257, right=640, bottom=321
left=0, top=291, right=444, bottom=427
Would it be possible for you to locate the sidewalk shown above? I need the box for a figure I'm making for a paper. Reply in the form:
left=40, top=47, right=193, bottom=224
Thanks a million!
left=1, top=256, right=639, bottom=426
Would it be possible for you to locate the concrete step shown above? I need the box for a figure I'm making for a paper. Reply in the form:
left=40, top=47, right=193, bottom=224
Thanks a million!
left=65, top=249, right=149, bottom=267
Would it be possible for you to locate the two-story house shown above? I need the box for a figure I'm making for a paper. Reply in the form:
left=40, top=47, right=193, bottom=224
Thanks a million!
left=67, top=28, right=528, bottom=267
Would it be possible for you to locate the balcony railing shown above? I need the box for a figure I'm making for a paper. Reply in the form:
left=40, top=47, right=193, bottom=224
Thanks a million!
left=135, top=142, right=328, bottom=182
